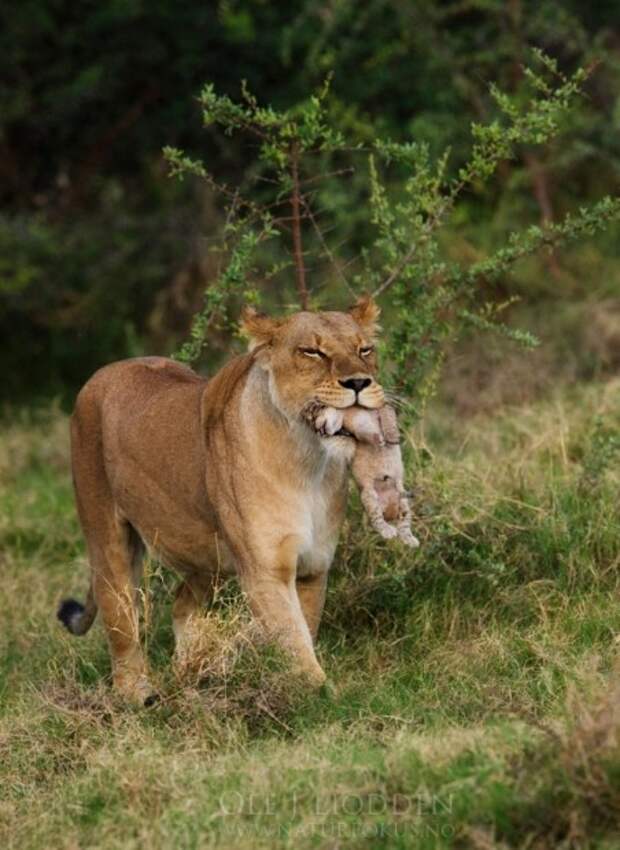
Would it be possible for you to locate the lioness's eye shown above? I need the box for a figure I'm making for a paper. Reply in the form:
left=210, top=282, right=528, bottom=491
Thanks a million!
left=359, top=346, right=374, bottom=357
left=299, top=348, right=326, bottom=359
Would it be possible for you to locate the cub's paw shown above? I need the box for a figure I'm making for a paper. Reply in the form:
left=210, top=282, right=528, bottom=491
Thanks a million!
left=400, top=531, right=420, bottom=548
left=377, top=524, right=398, bottom=540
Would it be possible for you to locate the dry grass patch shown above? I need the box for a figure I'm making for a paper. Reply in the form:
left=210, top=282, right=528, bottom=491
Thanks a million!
left=2, top=384, right=620, bottom=849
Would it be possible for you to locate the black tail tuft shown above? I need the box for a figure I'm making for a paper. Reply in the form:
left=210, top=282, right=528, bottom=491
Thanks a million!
left=57, top=598, right=85, bottom=634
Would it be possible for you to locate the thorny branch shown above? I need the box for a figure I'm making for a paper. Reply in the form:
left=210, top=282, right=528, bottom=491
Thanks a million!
left=300, top=194, right=356, bottom=297
left=290, top=141, right=309, bottom=310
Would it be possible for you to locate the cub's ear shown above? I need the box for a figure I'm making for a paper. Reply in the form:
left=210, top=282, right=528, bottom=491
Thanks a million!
left=349, top=294, right=381, bottom=337
left=240, top=306, right=282, bottom=350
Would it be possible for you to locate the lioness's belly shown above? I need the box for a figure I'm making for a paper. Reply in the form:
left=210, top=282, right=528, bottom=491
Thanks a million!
left=151, top=530, right=236, bottom=578
left=115, top=479, right=236, bottom=577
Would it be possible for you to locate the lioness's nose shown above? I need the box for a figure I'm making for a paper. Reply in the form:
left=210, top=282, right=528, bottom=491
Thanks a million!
left=339, top=377, right=371, bottom=393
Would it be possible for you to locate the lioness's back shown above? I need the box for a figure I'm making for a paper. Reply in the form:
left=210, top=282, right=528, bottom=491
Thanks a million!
left=71, top=357, right=210, bottom=514
left=75, top=356, right=203, bottom=407
left=72, top=356, right=206, bottom=437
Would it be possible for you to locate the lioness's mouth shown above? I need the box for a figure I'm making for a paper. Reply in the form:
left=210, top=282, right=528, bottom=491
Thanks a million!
left=322, top=426, right=355, bottom=439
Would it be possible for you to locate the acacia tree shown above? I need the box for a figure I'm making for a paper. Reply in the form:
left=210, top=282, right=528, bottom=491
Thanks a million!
left=165, top=52, right=620, bottom=416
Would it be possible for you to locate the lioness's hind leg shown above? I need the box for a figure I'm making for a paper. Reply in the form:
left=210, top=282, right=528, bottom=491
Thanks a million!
left=172, top=571, right=219, bottom=664
left=89, top=518, right=155, bottom=704
left=296, top=572, right=327, bottom=643
left=70, top=406, right=155, bottom=705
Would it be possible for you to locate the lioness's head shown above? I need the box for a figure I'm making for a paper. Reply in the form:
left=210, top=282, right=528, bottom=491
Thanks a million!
left=241, top=296, right=385, bottom=434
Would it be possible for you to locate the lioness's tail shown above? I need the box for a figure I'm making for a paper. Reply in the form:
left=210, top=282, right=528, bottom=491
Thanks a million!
left=57, top=584, right=97, bottom=636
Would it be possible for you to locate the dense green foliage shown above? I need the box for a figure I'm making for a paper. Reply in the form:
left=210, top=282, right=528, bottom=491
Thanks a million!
left=165, top=55, right=619, bottom=413
left=3, top=1, right=620, bottom=401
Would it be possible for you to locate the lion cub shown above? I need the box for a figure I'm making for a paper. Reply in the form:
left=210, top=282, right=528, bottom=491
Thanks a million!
left=311, top=404, right=419, bottom=548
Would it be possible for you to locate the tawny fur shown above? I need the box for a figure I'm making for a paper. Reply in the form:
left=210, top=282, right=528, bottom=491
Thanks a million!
left=58, top=297, right=385, bottom=703
left=311, top=405, right=419, bottom=547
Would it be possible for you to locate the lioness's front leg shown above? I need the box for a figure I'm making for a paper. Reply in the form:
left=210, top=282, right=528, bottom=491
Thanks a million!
left=239, top=536, right=326, bottom=686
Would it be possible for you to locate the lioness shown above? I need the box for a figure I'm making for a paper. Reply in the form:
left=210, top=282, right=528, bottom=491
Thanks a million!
left=58, top=296, right=384, bottom=704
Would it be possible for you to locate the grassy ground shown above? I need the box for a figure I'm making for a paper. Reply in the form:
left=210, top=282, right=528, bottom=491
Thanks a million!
left=2, top=381, right=620, bottom=849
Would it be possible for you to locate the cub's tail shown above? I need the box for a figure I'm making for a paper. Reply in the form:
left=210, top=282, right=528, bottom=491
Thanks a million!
left=57, top=584, right=97, bottom=636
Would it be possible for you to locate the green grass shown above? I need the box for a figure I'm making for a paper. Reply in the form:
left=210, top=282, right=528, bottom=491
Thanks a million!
left=2, top=383, right=620, bottom=849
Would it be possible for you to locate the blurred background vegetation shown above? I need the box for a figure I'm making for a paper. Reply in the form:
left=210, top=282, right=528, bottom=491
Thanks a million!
left=4, top=9, right=620, bottom=845
left=3, top=0, right=620, bottom=406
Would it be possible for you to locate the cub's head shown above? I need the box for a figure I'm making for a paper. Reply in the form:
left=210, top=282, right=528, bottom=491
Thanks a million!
left=241, top=296, right=385, bottom=432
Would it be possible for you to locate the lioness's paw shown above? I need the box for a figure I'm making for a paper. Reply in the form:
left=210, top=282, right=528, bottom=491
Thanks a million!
left=113, top=672, right=158, bottom=707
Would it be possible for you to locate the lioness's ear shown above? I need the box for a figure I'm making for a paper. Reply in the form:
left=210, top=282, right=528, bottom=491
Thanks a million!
left=349, top=294, right=381, bottom=337
left=240, top=306, right=282, bottom=350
